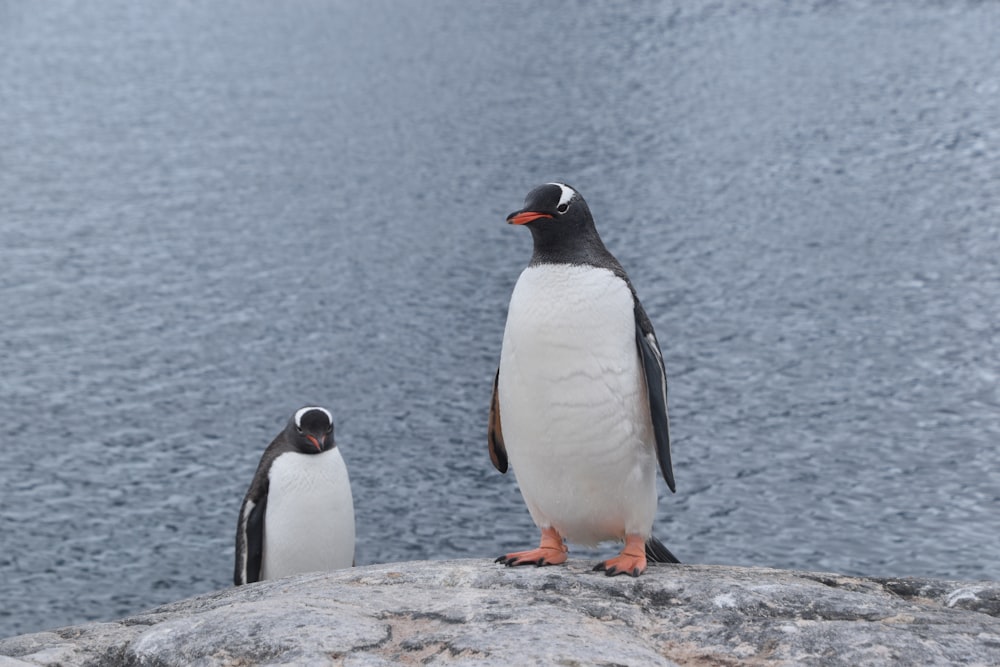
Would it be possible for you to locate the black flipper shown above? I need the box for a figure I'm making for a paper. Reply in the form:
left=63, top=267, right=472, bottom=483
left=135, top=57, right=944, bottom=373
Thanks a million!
left=234, top=481, right=268, bottom=586
left=634, top=303, right=675, bottom=493
left=244, top=495, right=267, bottom=583
left=645, top=536, right=681, bottom=564
left=488, top=369, right=508, bottom=473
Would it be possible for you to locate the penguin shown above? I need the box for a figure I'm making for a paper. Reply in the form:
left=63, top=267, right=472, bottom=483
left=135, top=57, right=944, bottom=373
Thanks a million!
left=489, top=182, right=680, bottom=577
left=234, top=406, right=355, bottom=585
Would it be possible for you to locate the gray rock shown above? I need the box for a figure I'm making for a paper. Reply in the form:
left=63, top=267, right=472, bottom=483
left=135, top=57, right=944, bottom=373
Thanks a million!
left=2, top=560, right=1000, bottom=666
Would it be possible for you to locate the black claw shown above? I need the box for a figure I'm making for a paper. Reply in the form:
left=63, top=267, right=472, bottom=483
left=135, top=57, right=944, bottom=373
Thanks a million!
left=497, top=555, right=548, bottom=568
left=605, top=566, right=619, bottom=577
left=631, top=567, right=640, bottom=578
left=593, top=562, right=607, bottom=572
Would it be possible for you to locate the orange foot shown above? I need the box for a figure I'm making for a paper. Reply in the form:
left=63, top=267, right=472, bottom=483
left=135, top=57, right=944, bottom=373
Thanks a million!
left=593, top=534, right=647, bottom=577
left=495, top=527, right=568, bottom=567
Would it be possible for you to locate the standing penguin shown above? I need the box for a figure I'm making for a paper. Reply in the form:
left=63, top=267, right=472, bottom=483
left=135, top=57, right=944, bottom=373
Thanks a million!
left=489, top=183, right=679, bottom=577
left=234, top=406, right=355, bottom=585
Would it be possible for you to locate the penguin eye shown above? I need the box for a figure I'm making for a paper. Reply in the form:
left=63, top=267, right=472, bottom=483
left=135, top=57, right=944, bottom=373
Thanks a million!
left=296, top=426, right=303, bottom=434
left=556, top=202, right=570, bottom=214
left=326, top=425, right=333, bottom=433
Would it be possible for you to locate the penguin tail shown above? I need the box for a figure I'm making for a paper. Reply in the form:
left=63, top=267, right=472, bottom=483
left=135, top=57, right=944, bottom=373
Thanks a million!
left=645, top=536, right=681, bottom=564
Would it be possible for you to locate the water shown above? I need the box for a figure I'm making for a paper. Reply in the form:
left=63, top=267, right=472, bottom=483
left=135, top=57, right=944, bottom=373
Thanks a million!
left=1, top=0, right=998, bottom=639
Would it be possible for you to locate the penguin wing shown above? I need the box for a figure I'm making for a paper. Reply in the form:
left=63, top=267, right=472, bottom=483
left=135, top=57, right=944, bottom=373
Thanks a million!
left=234, top=478, right=269, bottom=585
left=488, top=368, right=508, bottom=473
left=635, top=302, right=676, bottom=493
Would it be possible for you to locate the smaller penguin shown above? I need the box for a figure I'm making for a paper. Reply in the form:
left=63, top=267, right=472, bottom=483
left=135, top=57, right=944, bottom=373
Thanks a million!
left=234, top=406, right=355, bottom=586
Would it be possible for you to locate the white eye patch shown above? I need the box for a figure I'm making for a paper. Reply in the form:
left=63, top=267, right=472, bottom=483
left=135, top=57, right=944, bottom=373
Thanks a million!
left=546, top=182, right=576, bottom=209
left=294, top=406, right=333, bottom=428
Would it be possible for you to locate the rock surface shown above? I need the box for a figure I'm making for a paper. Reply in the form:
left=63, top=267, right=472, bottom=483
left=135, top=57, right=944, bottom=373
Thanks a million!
left=2, top=560, right=999, bottom=666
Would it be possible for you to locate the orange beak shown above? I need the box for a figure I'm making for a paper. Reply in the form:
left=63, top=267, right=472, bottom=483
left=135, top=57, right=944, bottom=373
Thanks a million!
left=507, top=211, right=553, bottom=225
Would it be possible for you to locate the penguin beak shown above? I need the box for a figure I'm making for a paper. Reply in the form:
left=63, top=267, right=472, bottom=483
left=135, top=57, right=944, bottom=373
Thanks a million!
left=305, top=434, right=323, bottom=451
left=507, top=210, right=553, bottom=225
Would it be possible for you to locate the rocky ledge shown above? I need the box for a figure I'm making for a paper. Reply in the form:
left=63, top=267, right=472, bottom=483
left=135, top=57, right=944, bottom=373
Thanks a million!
left=1, top=560, right=999, bottom=666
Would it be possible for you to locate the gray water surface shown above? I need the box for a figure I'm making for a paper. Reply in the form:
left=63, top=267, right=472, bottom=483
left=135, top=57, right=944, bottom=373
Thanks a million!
left=2, top=0, right=999, bottom=639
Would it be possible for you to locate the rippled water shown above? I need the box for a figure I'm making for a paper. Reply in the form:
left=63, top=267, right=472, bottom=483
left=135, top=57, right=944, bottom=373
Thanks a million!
left=1, top=0, right=998, bottom=638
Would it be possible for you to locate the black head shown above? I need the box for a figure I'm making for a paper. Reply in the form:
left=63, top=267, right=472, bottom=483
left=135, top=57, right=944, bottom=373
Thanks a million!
left=286, top=406, right=335, bottom=454
left=507, top=182, right=591, bottom=226
left=506, top=183, right=611, bottom=266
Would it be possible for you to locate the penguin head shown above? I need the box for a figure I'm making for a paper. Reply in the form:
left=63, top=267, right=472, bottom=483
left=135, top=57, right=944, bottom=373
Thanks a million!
left=506, top=182, right=592, bottom=228
left=506, top=183, right=606, bottom=262
left=288, top=406, right=335, bottom=454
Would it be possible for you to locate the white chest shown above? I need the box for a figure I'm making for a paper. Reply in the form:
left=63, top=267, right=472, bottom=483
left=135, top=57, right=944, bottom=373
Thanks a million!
left=497, top=264, right=657, bottom=543
left=261, top=448, right=355, bottom=580
left=499, top=264, right=643, bottom=434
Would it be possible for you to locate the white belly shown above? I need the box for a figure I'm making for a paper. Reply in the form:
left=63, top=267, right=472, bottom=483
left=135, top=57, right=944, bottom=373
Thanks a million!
left=498, top=264, right=657, bottom=545
left=261, top=448, right=355, bottom=580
